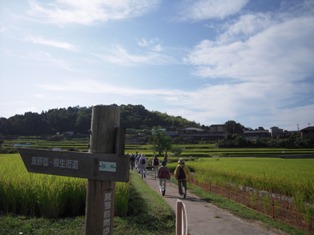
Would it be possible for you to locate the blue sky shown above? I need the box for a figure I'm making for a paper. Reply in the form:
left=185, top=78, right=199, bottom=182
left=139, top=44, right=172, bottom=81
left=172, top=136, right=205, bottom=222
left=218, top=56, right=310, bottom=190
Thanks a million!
left=1, top=0, right=314, bottom=131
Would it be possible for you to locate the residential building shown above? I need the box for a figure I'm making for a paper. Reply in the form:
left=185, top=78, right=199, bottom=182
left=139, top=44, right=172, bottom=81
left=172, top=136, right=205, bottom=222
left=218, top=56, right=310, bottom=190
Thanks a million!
left=270, top=126, right=284, bottom=138
left=300, top=126, right=314, bottom=140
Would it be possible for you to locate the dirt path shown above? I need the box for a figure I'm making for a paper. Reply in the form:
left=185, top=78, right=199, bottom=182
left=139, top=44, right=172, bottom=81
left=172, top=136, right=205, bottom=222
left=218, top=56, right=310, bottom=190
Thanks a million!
left=141, top=169, right=286, bottom=235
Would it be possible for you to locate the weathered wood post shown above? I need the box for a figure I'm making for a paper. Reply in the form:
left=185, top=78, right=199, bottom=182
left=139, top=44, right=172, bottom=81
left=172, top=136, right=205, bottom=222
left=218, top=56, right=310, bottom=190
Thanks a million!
left=19, top=104, right=128, bottom=235
left=85, top=105, right=121, bottom=235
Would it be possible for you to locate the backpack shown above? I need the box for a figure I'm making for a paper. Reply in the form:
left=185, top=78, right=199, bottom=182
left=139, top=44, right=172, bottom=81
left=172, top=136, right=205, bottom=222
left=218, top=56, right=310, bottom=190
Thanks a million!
left=153, top=158, right=159, bottom=166
left=177, top=166, right=186, bottom=180
left=158, top=167, right=169, bottom=179
left=140, top=158, right=146, bottom=165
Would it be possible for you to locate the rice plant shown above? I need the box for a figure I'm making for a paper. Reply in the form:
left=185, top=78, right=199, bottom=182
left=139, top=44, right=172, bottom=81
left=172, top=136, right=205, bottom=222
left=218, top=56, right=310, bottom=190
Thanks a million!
left=0, top=154, right=130, bottom=218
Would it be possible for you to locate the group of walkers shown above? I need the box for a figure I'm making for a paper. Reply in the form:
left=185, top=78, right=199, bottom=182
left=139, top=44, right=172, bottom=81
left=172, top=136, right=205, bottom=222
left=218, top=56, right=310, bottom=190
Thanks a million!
left=128, top=152, right=190, bottom=198
left=129, top=151, right=148, bottom=178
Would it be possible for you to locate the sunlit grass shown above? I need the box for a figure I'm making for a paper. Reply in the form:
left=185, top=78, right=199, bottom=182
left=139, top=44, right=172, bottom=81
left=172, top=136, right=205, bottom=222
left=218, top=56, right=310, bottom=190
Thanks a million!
left=185, top=157, right=314, bottom=204
left=0, top=154, right=130, bottom=218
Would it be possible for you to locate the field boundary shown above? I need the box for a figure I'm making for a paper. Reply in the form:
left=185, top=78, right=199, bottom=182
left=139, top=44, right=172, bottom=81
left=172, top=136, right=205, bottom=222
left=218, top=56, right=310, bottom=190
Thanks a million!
left=190, top=177, right=314, bottom=233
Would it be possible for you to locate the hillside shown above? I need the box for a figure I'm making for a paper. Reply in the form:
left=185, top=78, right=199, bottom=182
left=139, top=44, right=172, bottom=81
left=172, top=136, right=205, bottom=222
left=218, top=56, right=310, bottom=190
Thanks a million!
left=0, top=104, right=201, bottom=136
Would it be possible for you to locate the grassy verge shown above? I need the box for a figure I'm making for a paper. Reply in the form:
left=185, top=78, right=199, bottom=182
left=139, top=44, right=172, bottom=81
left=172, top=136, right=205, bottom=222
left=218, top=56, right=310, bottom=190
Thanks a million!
left=113, top=170, right=175, bottom=235
left=0, top=215, right=85, bottom=235
left=0, top=171, right=175, bottom=235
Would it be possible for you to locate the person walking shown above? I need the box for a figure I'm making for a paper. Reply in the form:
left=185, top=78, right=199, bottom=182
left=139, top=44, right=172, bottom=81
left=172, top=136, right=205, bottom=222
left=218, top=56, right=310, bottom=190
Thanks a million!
left=152, top=155, right=160, bottom=179
left=138, top=154, right=147, bottom=178
left=174, top=158, right=190, bottom=198
left=158, top=160, right=170, bottom=196
left=129, top=154, right=136, bottom=170
left=135, top=151, right=140, bottom=172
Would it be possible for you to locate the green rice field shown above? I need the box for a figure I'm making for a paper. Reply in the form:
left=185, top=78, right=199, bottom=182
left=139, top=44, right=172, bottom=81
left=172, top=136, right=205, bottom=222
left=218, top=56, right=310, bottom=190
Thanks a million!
left=1, top=140, right=314, bottom=225
left=184, top=157, right=314, bottom=203
left=0, top=154, right=130, bottom=218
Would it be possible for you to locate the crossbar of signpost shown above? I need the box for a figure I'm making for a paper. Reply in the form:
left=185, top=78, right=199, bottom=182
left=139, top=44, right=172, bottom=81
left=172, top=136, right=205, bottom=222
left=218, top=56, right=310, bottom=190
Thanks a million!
left=20, top=105, right=129, bottom=235
left=176, top=199, right=188, bottom=235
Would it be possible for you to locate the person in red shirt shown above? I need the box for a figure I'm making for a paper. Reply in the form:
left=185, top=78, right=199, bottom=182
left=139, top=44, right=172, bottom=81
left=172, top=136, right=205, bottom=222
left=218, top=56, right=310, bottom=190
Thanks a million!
left=157, top=160, right=170, bottom=196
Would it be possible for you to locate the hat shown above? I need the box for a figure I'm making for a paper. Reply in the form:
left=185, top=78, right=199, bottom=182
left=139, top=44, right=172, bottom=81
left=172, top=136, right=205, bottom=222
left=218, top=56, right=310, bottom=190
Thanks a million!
left=161, top=160, right=167, bottom=166
left=178, top=158, right=185, bottom=164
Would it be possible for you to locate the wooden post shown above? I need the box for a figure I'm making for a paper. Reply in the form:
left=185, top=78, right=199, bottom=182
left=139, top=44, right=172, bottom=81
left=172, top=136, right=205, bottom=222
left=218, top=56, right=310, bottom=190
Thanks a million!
left=85, top=105, right=120, bottom=235
left=19, top=104, right=128, bottom=235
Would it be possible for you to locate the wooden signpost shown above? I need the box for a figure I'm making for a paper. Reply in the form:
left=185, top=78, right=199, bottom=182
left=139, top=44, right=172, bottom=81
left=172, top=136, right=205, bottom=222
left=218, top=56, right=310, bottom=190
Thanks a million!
left=19, top=105, right=129, bottom=235
left=19, top=149, right=129, bottom=182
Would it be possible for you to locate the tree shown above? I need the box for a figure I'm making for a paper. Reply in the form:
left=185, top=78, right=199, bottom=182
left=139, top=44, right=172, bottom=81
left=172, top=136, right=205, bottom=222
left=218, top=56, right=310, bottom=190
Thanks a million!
left=75, top=107, right=91, bottom=134
left=150, top=127, right=172, bottom=156
left=171, top=146, right=184, bottom=157
left=0, top=118, right=9, bottom=135
left=23, top=112, right=50, bottom=135
left=225, top=120, right=245, bottom=134
left=46, top=107, right=79, bottom=133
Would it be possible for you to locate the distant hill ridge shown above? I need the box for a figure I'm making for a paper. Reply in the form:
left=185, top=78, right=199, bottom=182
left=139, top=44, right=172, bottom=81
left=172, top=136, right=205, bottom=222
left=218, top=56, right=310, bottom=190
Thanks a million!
left=0, top=104, right=201, bottom=136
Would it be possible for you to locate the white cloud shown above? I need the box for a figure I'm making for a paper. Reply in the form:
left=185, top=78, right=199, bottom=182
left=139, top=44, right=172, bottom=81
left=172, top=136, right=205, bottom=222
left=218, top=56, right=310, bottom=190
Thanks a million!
left=218, top=13, right=274, bottom=43
left=25, top=35, right=78, bottom=51
left=182, top=5, right=314, bottom=129
left=186, top=16, right=314, bottom=83
left=137, top=38, right=163, bottom=52
left=161, top=82, right=314, bottom=130
left=0, top=27, right=7, bottom=33
left=27, top=0, right=161, bottom=25
left=36, top=77, right=313, bottom=129
left=178, top=0, right=249, bottom=21
left=37, top=78, right=182, bottom=97
left=21, top=51, right=78, bottom=71
left=93, top=45, right=177, bottom=66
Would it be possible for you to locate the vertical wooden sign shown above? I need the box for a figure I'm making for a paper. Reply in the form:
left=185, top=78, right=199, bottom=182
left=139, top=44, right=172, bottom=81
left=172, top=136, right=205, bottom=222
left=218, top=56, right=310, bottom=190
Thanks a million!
left=85, top=105, right=121, bottom=235
left=19, top=105, right=128, bottom=235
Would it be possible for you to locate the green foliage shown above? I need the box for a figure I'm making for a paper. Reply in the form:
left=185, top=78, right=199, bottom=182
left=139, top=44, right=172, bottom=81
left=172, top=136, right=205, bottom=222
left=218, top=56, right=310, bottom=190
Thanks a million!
left=126, top=171, right=175, bottom=234
left=224, top=120, right=245, bottom=134
left=0, top=154, right=130, bottom=218
left=217, top=133, right=314, bottom=148
left=0, top=215, right=86, bottom=235
left=170, top=146, right=184, bottom=157
left=0, top=104, right=198, bottom=136
left=150, top=127, right=172, bottom=156
left=188, top=158, right=314, bottom=205
left=120, top=104, right=197, bottom=130
left=114, top=182, right=131, bottom=217
left=0, top=154, right=86, bottom=217
left=0, top=172, right=175, bottom=235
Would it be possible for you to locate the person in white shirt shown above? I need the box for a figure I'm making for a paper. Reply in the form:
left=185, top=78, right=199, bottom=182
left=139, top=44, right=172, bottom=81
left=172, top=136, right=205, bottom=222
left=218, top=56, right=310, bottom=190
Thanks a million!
left=138, top=154, right=147, bottom=178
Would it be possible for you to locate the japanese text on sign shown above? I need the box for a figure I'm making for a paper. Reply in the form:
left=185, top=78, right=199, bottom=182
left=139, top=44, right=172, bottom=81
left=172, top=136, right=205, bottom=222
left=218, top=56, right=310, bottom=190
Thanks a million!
left=31, top=156, right=79, bottom=170
left=103, top=192, right=112, bottom=235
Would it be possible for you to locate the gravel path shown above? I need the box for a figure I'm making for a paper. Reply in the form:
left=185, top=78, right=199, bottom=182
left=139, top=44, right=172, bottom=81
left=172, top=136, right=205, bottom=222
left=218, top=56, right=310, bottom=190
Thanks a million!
left=141, top=169, right=286, bottom=235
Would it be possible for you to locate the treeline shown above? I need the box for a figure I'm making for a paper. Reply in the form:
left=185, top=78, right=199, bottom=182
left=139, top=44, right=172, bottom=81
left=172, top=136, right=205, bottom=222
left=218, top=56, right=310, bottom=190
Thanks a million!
left=0, top=104, right=199, bottom=136
left=217, top=133, right=314, bottom=148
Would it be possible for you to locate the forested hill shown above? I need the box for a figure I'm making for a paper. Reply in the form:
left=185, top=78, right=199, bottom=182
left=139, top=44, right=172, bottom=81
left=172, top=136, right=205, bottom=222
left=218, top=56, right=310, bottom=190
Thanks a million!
left=0, top=104, right=201, bottom=136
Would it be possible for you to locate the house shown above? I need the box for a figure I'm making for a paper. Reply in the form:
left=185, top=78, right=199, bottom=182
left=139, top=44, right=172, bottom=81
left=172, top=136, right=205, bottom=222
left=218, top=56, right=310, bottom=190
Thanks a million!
left=180, top=127, right=205, bottom=134
left=300, top=126, right=314, bottom=140
left=270, top=126, right=284, bottom=138
left=208, top=124, right=226, bottom=133
left=179, top=125, right=226, bottom=141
